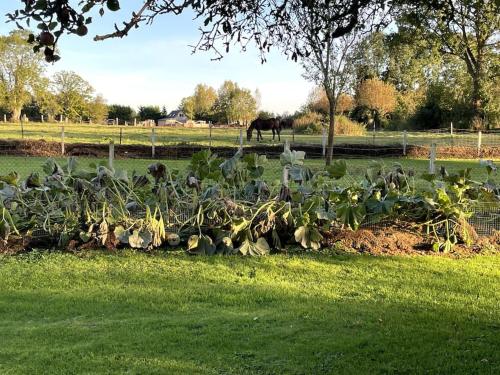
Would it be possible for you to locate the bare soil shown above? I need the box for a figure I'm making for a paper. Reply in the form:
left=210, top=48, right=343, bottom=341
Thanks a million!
left=0, top=139, right=498, bottom=159
left=322, top=222, right=499, bottom=257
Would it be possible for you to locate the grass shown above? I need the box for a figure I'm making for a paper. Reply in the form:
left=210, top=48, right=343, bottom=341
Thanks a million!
left=0, top=155, right=497, bottom=186
left=0, top=122, right=497, bottom=147
left=0, top=251, right=498, bottom=374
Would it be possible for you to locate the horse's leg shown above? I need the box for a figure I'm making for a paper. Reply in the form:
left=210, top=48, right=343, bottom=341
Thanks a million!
left=272, top=128, right=275, bottom=140
left=278, top=128, right=281, bottom=141
left=258, top=129, right=262, bottom=141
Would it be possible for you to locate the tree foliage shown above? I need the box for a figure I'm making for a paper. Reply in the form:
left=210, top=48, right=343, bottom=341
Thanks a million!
left=53, top=71, right=95, bottom=121
left=0, top=31, right=45, bottom=121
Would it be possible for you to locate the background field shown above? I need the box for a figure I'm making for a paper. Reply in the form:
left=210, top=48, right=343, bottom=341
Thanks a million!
left=0, top=251, right=498, bottom=374
left=1, top=122, right=498, bottom=148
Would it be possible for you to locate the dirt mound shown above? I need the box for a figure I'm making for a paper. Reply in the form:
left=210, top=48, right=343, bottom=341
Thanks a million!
left=322, top=223, right=499, bottom=256
left=407, top=145, right=500, bottom=159
left=1, top=139, right=497, bottom=159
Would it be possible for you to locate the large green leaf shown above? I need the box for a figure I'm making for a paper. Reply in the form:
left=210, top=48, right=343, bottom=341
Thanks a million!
left=243, top=153, right=267, bottom=178
left=336, top=203, right=366, bottom=230
left=326, top=159, right=347, bottom=179
left=42, top=158, right=64, bottom=177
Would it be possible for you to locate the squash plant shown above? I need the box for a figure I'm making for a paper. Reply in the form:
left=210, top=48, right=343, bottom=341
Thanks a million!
left=0, top=151, right=497, bottom=254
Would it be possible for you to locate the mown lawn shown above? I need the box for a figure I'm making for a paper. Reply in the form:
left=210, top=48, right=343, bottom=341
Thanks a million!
left=0, top=251, right=498, bottom=374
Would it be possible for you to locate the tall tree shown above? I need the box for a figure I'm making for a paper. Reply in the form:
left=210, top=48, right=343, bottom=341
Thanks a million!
left=405, top=0, right=500, bottom=128
left=281, top=1, right=386, bottom=165
left=356, top=78, right=397, bottom=128
left=192, top=84, right=217, bottom=120
left=0, top=31, right=45, bottom=121
left=88, top=94, right=109, bottom=123
left=53, top=71, right=95, bottom=121
left=108, top=104, right=136, bottom=123
left=33, top=77, right=61, bottom=122
left=138, top=105, right=162, bottom=122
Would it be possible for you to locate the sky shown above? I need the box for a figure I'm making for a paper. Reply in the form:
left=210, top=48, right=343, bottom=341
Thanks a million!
left=0, top=1, right=313, bottom=114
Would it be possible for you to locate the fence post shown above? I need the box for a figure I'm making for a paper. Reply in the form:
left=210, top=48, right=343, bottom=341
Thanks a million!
left=429, top=143, right=436, bottom=174
left=3, top=114, right=6, bottom=123
left=322, top=128, right=327, bottom=158
left=108, top=140, right=114, bottom=169
left=239, top=128, right=243, bottom=150
left=61, top=126, right=65, bottom=155
left=477, top=131, right=482, bottom=158
left=134, top=118, right=137, bottom=126
left=119, top=127, right=123, bottom=145
left=151, top=127, right=156, bottom=158
left=372, top=122, right=376, bottom=145
left=115, top=117, right=119, bottom=126
left=284, top=139, right=290, bottom=152
left=209, top=123, right=212, bottom=148
left=282, top=166, right=289, bottom=188
left=41, top=114, right=44, bottom=123
left=292, top=123, right=295, bottom=144
left=402, top=130, right=407, bottom=156
left=450, top=122, right=454, bottom=147
left=20, top=116, right=24, bottom=139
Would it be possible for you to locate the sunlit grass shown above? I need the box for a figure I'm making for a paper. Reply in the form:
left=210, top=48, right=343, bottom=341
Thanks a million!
left=0, top=251, right=498, bottom=374
left=1, top=122, right=496, bottom=147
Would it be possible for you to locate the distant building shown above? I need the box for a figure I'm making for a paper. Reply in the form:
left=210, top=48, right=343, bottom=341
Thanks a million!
left=158, top=110, right=189, bottom=126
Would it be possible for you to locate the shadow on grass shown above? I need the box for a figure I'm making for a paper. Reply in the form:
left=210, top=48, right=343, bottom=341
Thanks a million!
left=0, top=251, right=498, bottom=374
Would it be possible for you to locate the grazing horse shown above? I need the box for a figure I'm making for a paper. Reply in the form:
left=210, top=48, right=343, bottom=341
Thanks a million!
left=247, top=118, right=281, bottom=142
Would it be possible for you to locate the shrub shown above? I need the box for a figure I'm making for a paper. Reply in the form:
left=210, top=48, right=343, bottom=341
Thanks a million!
left=293, top=111, right=324, bottom=134
left=294, top=112, right=365, bottom=135
left=334, top=115, right=366, bottom=135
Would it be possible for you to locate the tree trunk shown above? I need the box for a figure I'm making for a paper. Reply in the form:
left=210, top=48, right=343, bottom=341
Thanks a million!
left=10, top=108, right=21, bottom=122
left=326, top=97, right=336, bottom=166
left=471, top=76, right=485, bottom=129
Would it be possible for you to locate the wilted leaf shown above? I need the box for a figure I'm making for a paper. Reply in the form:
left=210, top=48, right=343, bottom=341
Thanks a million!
left=129, top=230, right=152, bottom=249
left=237, top=237, right=270, bottom=256
left=294, top=225, right=322, bottom=250
left=187, top=234, right=216, bottom=255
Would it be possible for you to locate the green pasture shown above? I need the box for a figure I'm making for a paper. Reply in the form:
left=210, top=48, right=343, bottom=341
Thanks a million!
left=0, top=251, right=498, bottom=374
left=0, top=122, right=496, bottom=147
left=0, top=156, right=497, bottom=186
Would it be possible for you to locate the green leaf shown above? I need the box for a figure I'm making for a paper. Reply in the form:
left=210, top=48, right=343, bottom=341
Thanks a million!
left=114, top=225, right=129, bottom=244
left=243, top=153, right=267, bottom=178
left=0, top=172, right=19, bottom=186
left=42, top=158, right=63, bottom=177
left=326, top=159, right=347, bottom=179
left=336, top=203, right=366, bottom=230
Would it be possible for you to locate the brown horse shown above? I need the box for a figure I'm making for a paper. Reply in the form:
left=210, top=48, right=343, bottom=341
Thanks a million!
left=247, top=118, right=282, bottom=142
